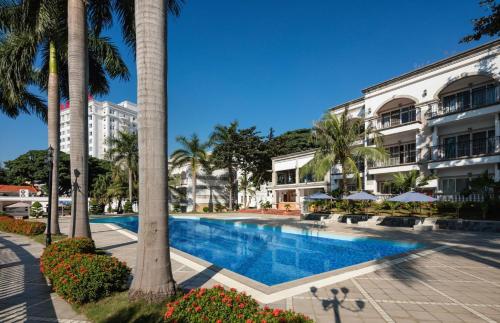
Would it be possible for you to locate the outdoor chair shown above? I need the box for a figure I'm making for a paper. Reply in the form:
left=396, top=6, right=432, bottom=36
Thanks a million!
left=413, top=217, right=438, bottom=231
left=358, top=216, right=384, bottom=227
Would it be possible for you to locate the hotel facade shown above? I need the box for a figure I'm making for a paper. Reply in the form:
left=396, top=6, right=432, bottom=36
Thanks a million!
left=270, top=40, right=500, bottom=210
left=60, top=99, right=138, bottom=159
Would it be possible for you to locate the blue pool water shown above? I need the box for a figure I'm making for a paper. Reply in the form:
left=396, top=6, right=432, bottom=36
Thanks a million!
left=91, top=216, right=422, bottom=286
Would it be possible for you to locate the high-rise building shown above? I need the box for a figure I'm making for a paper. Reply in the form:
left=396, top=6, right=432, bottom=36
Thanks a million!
left=59, top=98, right=138, bottom=159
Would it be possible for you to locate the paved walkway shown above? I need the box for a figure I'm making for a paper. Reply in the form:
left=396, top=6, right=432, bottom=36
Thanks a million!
left=2, top=215, right=500, bottom=323
left=0, top=232, right=88, bottom=323
left=85, top=215, right=500, bottom=323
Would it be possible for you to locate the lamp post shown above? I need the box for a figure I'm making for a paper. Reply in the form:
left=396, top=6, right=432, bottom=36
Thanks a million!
left=46, top=146, right=54, bottom=246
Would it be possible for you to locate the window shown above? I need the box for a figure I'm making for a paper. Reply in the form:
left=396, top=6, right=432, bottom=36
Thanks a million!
left=440, top=178, right=470, bottom=195
left=276, top=170, right=296, bottom=185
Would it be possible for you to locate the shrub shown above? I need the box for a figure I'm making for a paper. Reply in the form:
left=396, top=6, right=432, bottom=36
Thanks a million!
left=124, top=200, right=133, bottom=213
left=435, top=201, right=457, bottom=213
left=202, top=206, right=210, bottom=213
left=214, top=203, right=225, bottom=212
left=172, top=203, right=182, bottom=212
left=0, top=216, right=46, bottom=235
left=259, top=201, right=272, bottom=211
left=164, top=285, right=312, bottom=323
left=89, top=199, right=105, bottom=214
left=51, top=253, right=130, bottom=304
left=40, top=237, right=96, bottom=279
left=30, top=201, right=44, bottom=218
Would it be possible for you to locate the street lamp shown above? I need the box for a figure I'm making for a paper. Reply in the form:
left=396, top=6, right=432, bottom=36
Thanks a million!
left=46, top=146, right=54, bottom=246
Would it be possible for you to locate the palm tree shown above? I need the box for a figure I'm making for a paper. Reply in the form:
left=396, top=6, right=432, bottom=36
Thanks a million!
left=170, top=134, right=208, bottom=212
left=129, top=0, right=183, bottom=302
left=0, top=0, right=130, bottom=235
left=91, top=173, right=112, bottom=211
left=301, top=107, right=387, bottom=193
left=209, top=121, right=240, bottom=210
left=386, top=170, right=431, bottom=194
left=107, top=166, right=128, bottom=213
left=107, top=131, right=138, bottom=204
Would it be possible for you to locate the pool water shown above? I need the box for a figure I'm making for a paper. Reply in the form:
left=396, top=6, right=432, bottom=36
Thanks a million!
left=91, top=216, right=421, bottom=286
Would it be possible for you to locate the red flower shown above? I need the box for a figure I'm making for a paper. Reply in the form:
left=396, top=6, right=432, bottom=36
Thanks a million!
left=195, top=306, right=202, bottom=312
left=216, top=320, right=222, bottom=323
left=239, top=303, right=245, bottom=309
left=273, top=308, right=281, bottom=317
left=246, top=320, right=253, bottom=323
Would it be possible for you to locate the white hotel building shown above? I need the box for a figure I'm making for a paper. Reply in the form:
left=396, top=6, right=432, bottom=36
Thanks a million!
left=270, top=40, right=500, bottom=210
left=60, top=98, right=138, bottom=159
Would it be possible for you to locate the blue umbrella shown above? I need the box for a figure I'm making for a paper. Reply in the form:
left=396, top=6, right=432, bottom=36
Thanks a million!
left=344, top=191, right=378, bottom=201
left=303, top=192, right=333, bottom=200
left=387, top=191, right=437, bottom=203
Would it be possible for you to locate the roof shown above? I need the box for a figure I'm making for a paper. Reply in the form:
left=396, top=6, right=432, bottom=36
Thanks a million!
left=328, top=96, right=365, bottom=112
left=362, top=39, right=500, bottom=94
left=5, top=202, right=31, bottom=208
left=0, top=185, right=37, bottom=193
left=271, top=148, right=317, bottom=161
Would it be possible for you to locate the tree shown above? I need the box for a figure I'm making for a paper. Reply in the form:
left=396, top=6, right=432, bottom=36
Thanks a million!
left=267, top=128, right=318, bottom=156
left=170, top=134, right=208, bottom=212
left=209, top=121, right=241, bottom=210
left=30, top=201, right=44, bottom=218
left=0, top=0, right=131, bottom=234
left=107, top=166, right=128, bottom=213
left=470, top=170, right=495, bottom=219
left=301, top=108, right=387, bottom=193
left=91, top=173, right=112, bottom=211
left=107, top=131, right=138, bottom=204
left=129, top=0, right=183, bottom=302
left=461, top=0, right=500, bottom=43
left=386, top=170, right=432, bottom=194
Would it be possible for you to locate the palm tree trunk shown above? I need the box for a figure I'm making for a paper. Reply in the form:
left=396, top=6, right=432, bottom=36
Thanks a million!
left=48, top=41, right=61, bottom=235
left=342, top=163, right=348, bottom=194
left=68, top=0, right=90, bottom=238
left=128, top=167, right=133, bottom=203
left=192, top=168, right=197, bottom=212
left=228, top=165, right=234, bottom=210
left=129, top=0, right=176, bottom=302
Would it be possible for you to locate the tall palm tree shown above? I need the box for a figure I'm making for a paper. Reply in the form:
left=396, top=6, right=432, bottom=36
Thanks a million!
left=170, top=134, right=208, bottom=212
left=91, top=173, right=112, bottom=210
left=0, top=0, right=130, bottom=235
left=209, top=121, right=240, bottom=210
left=107, top=131, right=138, bottom=204
left=129, top=0, right=183, bottom=302
left=386, top=170, right=431, bottom=194
left=302, top=108, right=387, bottom=193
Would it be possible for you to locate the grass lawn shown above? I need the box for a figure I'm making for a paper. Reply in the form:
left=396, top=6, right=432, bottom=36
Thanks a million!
left=32, top=233, right=67, bottom=245
left=74, top=291, right=167, bottom=323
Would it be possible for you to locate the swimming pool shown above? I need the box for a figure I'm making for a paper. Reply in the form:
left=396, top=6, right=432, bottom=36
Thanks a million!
left=92, top=216, right=422, bottom=286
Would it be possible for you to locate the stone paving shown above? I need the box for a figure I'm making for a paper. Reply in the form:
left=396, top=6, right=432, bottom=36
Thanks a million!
left=87, top=215, right=500, bottom=323
left=2, top=214, right=500, bottom=323
left=0, top=231, right=88, bottom=322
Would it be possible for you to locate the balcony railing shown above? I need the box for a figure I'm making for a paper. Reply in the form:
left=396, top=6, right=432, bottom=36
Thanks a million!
left=425, top=84, right=500, bottom=119
left=424, top=137, right=500, bottom=161
left=371, top=108, right=421, bottom=130
left=369, top=150, right=418, bottom=168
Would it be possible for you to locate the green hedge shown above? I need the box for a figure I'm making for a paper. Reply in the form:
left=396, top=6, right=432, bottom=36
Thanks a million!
left=40, top=238, right=130, bottom=304
left=164, top=285, right=312, bottom=322
left=40, top=237, right=96, bottom=279
left=0, top=216, right=46, bottom=235
left=51, top=253, right=130, bottom=304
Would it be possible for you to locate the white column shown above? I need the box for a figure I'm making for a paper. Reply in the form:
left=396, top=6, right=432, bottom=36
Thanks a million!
left=295, top=188, right=301, bottom=211
left=431, top=126, right=438, bottom=160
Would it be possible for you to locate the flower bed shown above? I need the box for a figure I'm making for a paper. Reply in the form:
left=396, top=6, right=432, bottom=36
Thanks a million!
left=40, top=237, right=96, bottom=279
left=40, top=237, right=130, bottom=304
left=51, top=253, right=130, bottom=304
left=164, top=285, right=312, bottom=322
left=0, top=215, right=46, bottom=235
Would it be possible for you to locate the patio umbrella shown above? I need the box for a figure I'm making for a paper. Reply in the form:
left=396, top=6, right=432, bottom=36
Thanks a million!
left=388, top=191, right=437, bottom=216
left=303, top=192, right=333, bottom=200
left=343, top=191, right=377, bottom=215
left=387, top=191, right=436, bottom=203
left=344, top=191, right=377, bottom=201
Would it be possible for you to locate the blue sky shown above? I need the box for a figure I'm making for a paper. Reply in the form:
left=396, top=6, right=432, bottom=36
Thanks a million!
left=0, top=0, right=496, bottom=163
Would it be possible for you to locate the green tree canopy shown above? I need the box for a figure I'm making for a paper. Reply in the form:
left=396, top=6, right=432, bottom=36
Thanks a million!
left=2, top=150, right=110, bottom=195
left=461, top=0, right=500, bottom=43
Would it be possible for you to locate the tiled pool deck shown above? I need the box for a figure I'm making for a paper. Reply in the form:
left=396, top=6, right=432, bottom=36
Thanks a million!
left=2, top=214, right=499, bottom=322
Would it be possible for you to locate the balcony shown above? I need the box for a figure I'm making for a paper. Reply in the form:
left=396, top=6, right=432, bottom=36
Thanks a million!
left=426, top=83, right=500, bottom=119
left=371, top=107, right=421, bottom=130
left=369, top=150, right=418, bottom=168
left=425, top=137, right=500, bottom=162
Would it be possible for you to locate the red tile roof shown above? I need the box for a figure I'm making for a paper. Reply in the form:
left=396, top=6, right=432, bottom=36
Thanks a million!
left=0, top=185, right=37, bottom=193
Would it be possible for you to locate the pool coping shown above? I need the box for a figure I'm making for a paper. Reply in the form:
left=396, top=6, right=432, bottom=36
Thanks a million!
left=95, top=220, right=451, bottom=303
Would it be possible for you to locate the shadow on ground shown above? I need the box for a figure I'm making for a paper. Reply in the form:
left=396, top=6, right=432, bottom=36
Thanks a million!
left=0, top=235, right=57, bottom=322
